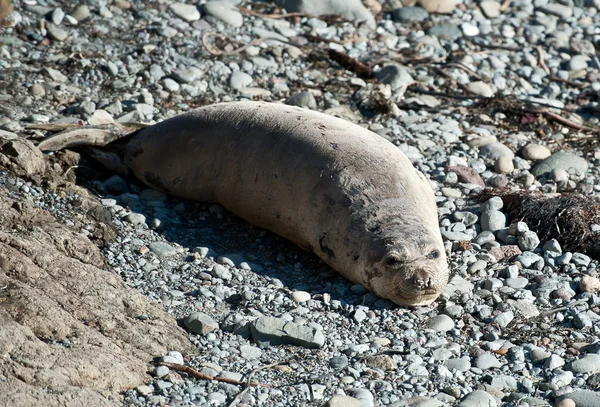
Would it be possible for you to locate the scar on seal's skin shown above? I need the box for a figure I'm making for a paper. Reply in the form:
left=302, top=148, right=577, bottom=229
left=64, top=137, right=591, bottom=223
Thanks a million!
left=128, top=146, right=144, bottom=158
left=365, top=266, right=383, bottom=281
left=319, top=234, right=335, bottom=259
left=144, top=172, right=170, bottom=193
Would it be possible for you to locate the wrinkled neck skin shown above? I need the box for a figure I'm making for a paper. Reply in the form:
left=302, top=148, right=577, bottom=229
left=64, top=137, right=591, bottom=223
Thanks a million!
left=342, top=200, right=449, bottom=307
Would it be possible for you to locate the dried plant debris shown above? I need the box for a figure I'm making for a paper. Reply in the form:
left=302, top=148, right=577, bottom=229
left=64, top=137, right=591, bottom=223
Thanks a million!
left=478, top=190, right=600, bottom=258
left=0, top=0, right=12, bottom=28
left=327, top=49, right=373, bottom=79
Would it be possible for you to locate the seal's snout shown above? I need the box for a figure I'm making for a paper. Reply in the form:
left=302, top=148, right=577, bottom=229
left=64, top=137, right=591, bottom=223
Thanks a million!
left=412, top=269, right=433, bottom=291
left=367, top=233, right=449, bottom=306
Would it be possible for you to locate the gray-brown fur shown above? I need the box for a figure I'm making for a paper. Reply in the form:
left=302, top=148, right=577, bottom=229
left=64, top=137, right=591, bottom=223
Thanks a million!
left=42, top=101, right=449, bottom=306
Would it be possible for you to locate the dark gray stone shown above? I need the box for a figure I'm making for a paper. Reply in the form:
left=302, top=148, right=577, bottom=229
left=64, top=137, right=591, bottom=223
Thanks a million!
left=557, top=391, right=600, bottom=407
left=427, top=23, right=462, bottom=40
left=393, top=7, right=429, bottom=23
left=274, top=0, right=375, bottom=28
left=184, top=312, right=219, bottom=335
left=532, top=151, right=588, bottom=177
left=250, top=316, right=325, bottom=348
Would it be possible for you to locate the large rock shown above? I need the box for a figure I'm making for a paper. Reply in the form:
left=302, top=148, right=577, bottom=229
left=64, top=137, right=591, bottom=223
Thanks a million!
left=169, top=2, right=201, bottom=21
left=0, top=137, right=47, bottom=177
left=417, top=0, right=455, bottom=13
left=274, top=0, right=375, bottom=28
left=458, top=390, right=498, bottom=407
left=202, top=1, right=243, bottom=27
left=326, top=395, right=361, bottom=407
left=556, top=391, right=600, bottom=407
left=375, top=64, right=414, bottom=91
left=566, top=353, right=600, bottom=374
left=531, top=151, right=589, bottom=177
left=0, top=186, right=195, bottom=406
left=250, top=316, right=325, bottom=348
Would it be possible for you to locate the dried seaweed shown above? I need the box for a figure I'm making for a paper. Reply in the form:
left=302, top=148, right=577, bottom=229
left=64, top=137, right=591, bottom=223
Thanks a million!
left=327, top=49, right=373, bottom=79
left=477, top=190, right=600, bottom=259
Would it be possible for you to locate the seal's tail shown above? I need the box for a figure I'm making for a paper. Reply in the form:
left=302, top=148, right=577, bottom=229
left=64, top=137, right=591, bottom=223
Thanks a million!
left=35, top=122, right=148, bottom=152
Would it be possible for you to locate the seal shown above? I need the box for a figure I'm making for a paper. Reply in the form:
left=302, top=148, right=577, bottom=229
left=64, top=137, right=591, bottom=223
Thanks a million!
left=39, top=101, right=449, bottom=306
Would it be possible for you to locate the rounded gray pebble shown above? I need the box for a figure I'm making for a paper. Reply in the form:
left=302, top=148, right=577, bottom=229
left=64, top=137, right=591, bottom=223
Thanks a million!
left=532, top=152, right=589, bottom=178
left=458, top=390, right=498, bottom=407
left=480, top=210, right=506, bottom=232
left=426, top=314, right=455, bottom=332
left=229, top=71, right=253, bottom=89
left=329, top=355, right=349, bottom=369
left=393, top=6, right=429, bottom=23
left=184, top=312, right=219, bottom=335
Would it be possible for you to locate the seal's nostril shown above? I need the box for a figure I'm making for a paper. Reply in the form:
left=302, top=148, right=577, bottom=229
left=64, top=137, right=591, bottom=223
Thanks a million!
left=413, top=271, right=433, bottom=291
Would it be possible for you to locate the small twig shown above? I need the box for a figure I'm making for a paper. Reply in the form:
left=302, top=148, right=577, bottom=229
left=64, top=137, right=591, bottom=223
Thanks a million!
left=64, top=165, right=82, bottom=176
left=201, top=29, right=360, bottom=56
left=509, top=100, right=600, bottom=133
left=408, top=86, right=484, bottom=101
left=542, top=299, right=589, bottom=316
left=238, top=6, right=344, bottom=23
left=160, top=362, right=269, bottom=387
left=201, top=32, right=281, bottom=56
left=443, top=62, right=485, bottom=81
left=470, top=39, right=520, bottom=52
left=302, top=23, right=362, bottom=46
left=328, top=49, right=373, bottom=79
left=430, top=66, right=481, bottom=96
left=239, top=7, right=316, bottom=19
left=539, top=110, right=600, bottom=133
left=229, top=362, right=288, bottom=407
left=301, top=33, right=350, bottom=45
left=518, top=98, right=580, bottom=113
left=550, top=76, right=586, bottom=89
left=536, top=45, right=551, bottom=75
left=500, top=0, right=512, bottom=12
left=396, top=103, right=451, bottom=113
left=373, top=55, right=444, bottom=67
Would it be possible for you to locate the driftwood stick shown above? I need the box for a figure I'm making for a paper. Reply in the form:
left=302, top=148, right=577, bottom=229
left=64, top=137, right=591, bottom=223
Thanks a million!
left=539, top=110, right=600, bottom=133
left=550, top=76, right=586, bottom=89
left=536, top=45, right=551, bottom=75
left=500, top=0, right=512, bottom=12
left=201, top=32, right=281, bottom=56
left=238, top=6, right=343, bottom=23
left=429, top=66, right=481, bottom=96
left=229, top=362, right=288, bottom=407
left=328, top=49, right=373, bottom=78
left=443, top=62, right=485, bottom=81
left=159, top=362, right=269, bottom=388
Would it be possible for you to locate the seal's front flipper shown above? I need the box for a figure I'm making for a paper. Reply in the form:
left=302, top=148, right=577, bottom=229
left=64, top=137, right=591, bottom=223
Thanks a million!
left=37, top=122, right=148, bottom=152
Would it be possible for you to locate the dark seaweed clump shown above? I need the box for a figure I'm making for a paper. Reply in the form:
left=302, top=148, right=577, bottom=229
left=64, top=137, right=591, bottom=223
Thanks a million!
left=477, top=190, right=600, bottom=259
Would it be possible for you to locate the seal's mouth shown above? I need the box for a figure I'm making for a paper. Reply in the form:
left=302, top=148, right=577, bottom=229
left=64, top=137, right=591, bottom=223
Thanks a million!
left=399, top=291, right=441, bottom=306
left=402, top=289, right=440, bottom=299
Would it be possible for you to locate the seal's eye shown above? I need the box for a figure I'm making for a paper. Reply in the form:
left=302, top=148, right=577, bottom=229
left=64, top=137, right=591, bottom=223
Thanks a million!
left=428, top=250, right=440, bottom=260
left=385, top=255, right=402, bottom=267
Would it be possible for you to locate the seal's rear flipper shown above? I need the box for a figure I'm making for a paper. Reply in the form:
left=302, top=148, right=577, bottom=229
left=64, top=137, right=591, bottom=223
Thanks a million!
left=37, top=122, right=149, bottom=152
left=86, top=147, right=131, bottom=178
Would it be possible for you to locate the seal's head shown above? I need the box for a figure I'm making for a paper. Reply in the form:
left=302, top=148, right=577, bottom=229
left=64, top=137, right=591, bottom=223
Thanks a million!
left=365, top=224, right=449, bottom=306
